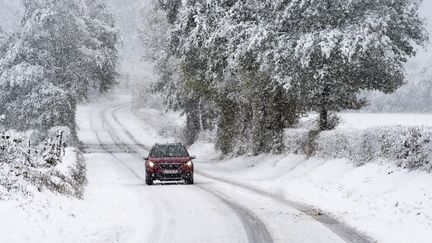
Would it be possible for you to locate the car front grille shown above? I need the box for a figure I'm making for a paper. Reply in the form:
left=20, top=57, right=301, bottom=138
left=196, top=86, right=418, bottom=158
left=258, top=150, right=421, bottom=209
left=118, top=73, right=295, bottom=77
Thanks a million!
left=159, top=163, right=182, bottom=170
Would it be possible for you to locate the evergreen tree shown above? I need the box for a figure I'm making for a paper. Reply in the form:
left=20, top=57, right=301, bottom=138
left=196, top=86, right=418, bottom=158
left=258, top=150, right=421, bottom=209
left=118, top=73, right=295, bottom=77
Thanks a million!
left=0, top=27, right=8, bottom=58
left=0, top=0, right=120, bottom=133
left=140, top=0, right=206, bottom=145
left=0, top=0, right=84, bottom=131
left=140, top=0, right=181, bottom=110
left=214, top=0, right=300, bottom=154
left=158, top=0, right=182, bottom=24
left=168, top=0, right=225, bottom=145
left=143, top=0, right=427, bottom=155
left=84, top=0, right=120, bottom=95
left=164, top=0, right=304, bottom=153
left=269, top=0, right=428, bottom=130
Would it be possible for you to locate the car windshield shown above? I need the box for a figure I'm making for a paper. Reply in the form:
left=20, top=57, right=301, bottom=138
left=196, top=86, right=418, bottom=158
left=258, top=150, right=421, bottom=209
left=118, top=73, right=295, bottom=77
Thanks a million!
left=150, top=145, right=188, bottom=158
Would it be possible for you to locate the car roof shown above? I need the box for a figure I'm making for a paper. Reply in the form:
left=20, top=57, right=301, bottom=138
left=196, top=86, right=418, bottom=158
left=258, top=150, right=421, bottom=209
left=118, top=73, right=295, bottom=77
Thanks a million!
left=153, top=143, right=184, bottom=147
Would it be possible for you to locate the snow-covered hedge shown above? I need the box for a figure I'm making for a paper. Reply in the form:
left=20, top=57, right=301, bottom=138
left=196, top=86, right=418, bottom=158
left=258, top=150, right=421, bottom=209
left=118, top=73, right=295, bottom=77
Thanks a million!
left=0, top=130, right=86, bottom=200
left=284, top=127, right=432, bottom=171
left=284, top=129, right=310, bottom=154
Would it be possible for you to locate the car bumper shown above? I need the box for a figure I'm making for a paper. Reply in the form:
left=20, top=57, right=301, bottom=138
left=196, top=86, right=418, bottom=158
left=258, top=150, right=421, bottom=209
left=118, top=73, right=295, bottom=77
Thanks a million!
left=147, top=170, right=193, bottom=181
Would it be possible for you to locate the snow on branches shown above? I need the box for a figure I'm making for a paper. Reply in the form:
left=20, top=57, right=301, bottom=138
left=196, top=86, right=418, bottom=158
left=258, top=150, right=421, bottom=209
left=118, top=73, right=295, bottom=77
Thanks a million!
left=0, top=0, right=119, bottom=133
left=285, top=126, right=432, bottom=172
left=146, top=0, right=427, bottom=154
left=0, top=128, right=86, bottom=200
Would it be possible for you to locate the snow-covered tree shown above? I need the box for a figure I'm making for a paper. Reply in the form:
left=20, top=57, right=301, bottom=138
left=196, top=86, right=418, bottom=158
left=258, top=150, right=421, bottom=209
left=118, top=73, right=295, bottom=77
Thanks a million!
left=186, top=0, right=301, bottom=154
left=267, top=0, right=428, bottom=130
left=173, top=0, right=227, bottom=145
left=0, top=0, right=85, bottom=131
left=0, top=0, right=119, bottom=133
left=364, top=57, right=432, bottom=112
left=143, top=0, right=427, bottom=155
left=142, top=0, right=220, bottom=145
left=156, top=0, right=302, bottom=153
left=84, top=0, right=120, bottom=95
left=158, top=0, right=182, bottom=24
left=140, top=0, right=179, bottom=109
left=0, top=27, right=8, bottom=58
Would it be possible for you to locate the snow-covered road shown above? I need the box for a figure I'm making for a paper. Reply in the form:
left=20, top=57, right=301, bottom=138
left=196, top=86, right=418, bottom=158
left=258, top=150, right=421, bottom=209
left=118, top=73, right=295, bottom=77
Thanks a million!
left=76, top=94, right=372, bottom=243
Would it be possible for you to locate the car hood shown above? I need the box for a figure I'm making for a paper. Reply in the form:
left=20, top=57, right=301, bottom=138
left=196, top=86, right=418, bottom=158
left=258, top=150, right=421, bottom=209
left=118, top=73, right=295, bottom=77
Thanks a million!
left=148, top=157, right=191, bottom=163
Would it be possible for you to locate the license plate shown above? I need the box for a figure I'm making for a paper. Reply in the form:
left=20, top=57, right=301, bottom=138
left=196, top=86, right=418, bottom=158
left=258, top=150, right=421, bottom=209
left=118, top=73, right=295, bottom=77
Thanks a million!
left=163, top=170, right=179, bottom=174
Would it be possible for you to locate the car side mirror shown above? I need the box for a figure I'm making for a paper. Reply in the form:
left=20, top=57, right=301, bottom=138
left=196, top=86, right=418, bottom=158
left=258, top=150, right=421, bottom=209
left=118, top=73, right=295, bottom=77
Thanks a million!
left=190, top=155, right=196, bottom=160
left=143, top=157, right=149, bottom=161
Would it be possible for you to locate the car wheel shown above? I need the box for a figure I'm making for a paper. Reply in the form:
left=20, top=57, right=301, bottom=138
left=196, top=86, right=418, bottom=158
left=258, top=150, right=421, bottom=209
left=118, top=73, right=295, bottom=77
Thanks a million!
left=185, top=174, right=194, bottom=185
left=146, top=176, right=154, bottom=186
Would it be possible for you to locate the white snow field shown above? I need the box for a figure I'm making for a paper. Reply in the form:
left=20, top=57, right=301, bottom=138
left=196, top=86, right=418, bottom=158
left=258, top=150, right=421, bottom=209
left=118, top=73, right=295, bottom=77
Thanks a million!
left=194, top=149, right=432, bottom=243
left=0, top=92, right=360, bottom=243
left=73, top=93, right=362, bottom=243
left=3, top=92, right=432, bottom=242
left=303, top=112, right=432, bottom=129
left=190, top=112, right=432, bottom=243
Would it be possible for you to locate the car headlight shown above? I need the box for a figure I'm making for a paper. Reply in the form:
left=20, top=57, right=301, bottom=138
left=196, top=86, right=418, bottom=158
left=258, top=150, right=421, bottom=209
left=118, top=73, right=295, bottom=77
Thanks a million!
left=186, top=161, right=193, bottom=167
left=148, top=161, right=155, bottom=168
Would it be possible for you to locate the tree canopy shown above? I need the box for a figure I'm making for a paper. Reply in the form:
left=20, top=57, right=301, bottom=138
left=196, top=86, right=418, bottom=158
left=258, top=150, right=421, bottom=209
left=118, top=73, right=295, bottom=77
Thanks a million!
left=144, top=0, right=428, bottom=154
left=0, top=0, right=120, bottom=133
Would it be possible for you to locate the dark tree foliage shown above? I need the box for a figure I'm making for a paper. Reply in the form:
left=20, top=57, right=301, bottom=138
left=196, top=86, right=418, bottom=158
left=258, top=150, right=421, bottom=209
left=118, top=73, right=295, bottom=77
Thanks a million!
left=85, top=0, right=120, bottom=94
left=158, top=0, right=182, bottom=24
left=0, top=0, right=120, bottom=134
left=144, top=0, right=427, bottom=154
left=271, top=0, right=428, bottom=130
left=0, top=27, right=10, bottom=58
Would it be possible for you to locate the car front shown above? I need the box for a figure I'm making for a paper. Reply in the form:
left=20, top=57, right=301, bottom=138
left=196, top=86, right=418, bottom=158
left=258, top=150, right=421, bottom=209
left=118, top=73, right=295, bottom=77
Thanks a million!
left=146, top=157, right=194, bottom=181
left=145, top=144, right=195, bottom=185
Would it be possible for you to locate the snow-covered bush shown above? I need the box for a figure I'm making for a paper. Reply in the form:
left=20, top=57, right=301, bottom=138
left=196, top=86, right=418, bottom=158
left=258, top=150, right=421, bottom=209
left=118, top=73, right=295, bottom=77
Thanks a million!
left=315, top=131, right=354, bottom=159
left=0, top=130, right=86, bottom=200
left=0, top=133, right=34, bottom=198
left=33, top=148, right=86, bottom=199
left=284, top=126, right=432, bottom=171
left=284, top=129, right=309, bottom=154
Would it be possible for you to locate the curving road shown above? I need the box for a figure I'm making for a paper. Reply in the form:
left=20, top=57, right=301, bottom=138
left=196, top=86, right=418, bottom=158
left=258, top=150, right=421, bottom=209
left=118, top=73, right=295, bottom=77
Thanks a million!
left=76, top=94, right=373, bottom=243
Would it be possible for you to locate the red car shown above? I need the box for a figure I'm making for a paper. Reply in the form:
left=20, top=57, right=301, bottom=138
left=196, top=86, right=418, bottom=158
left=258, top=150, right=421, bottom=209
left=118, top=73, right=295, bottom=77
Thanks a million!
left=144, top=143, right=195, bottom=185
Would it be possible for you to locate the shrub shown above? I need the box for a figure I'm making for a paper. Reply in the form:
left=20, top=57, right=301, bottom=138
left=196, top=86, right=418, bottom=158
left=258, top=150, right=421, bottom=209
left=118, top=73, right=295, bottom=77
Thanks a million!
left=284, top=126, right=432, bottom=171
left=0, top=129, right=86, bottom=199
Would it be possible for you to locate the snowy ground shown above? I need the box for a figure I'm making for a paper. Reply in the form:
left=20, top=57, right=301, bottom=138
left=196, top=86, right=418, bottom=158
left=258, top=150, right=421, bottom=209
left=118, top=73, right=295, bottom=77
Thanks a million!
left=0, top=93, right=359, bottom=243
left=3, top=92, right=432, bottom=242
left=192, top=147, right=432, bottom=243
left=0, top=148, right=87, bottom=243
left=189, top=112, right=432, bottom=243
left=303, top=112, right=432, bottom=129
left=73, top=93, right=362, bottom=243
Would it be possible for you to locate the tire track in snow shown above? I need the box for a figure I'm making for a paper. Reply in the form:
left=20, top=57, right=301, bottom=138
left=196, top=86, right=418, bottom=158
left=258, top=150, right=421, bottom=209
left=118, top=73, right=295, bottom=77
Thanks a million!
left=87, top=104, right=168, bottom=243
left=109, top=103, right=374, bottom=243
left=196, top=171, right=374, bottom=243
left=104, top=103, right=274, bottom=243
left=88, top=104, right=143, bottom=180
left=195, top=186, right=273, bottom=243
left=111, top=105, right=151, bottom=151
left=102, top=105, right=179, bottom=243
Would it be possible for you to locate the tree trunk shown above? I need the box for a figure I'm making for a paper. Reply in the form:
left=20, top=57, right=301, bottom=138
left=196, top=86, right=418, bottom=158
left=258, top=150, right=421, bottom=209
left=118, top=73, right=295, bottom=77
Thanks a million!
left=319, top=85, right=330, bottom=131
left=216, top=96, right=238, bottom=154
left=251, top=100, right=265, bottom=155
left=319, top=107, right=328, bottom=131
left=198, top=98, right=203, bottom=131
left=236, top=102, right=252, bottom=155
left=184, top=98, right=201, bottom=146
left=270, top=86, right=285, bottom=154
